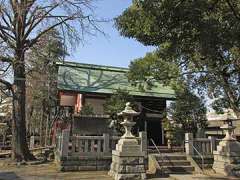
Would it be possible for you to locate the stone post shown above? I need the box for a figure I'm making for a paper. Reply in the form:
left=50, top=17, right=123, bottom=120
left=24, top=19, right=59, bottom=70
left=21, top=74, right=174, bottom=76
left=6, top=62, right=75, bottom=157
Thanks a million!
left=208, top=136, right=216, bottom=153
left=185, top=133, right=193, bottom=155
left=60, top=129, right=70, bottom=157
left=139, top=131, right=147, bottom=153
left=103, top=133, right=110, bottom=153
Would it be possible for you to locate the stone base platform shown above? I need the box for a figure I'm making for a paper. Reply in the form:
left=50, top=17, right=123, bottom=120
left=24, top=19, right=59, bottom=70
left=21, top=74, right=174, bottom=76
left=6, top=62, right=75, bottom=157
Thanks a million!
left=109, top=150, right=146, bottom=180
left=213, top=139, right=240, bottom=177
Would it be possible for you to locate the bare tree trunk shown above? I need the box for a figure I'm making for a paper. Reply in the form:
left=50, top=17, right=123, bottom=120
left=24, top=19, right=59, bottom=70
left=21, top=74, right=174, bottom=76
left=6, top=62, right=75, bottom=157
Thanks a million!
left=11, top=53, right=35, bottom=161
left=45, top=115, right=49, bottom=146
left=40, top=109, right=43, bottom=146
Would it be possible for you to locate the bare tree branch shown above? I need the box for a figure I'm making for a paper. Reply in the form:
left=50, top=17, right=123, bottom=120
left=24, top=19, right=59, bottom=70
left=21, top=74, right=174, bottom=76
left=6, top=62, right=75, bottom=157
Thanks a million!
left=0, top=78, right=12, bottom=90
left=0, top=56, right=13, bottom=63
left=0, top=0, right=104, bottom=161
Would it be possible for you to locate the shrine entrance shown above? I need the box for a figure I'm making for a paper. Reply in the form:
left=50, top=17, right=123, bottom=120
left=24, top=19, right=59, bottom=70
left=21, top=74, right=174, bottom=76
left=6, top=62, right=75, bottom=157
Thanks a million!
left=147, top=118, right=164, bottom=146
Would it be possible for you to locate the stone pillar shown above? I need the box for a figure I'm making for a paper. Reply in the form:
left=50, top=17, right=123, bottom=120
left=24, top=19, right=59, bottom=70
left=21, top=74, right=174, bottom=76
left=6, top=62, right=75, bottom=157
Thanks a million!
left=60, top=129, right=70, bottom=157
left=103, top=133, right=110, bottom=153
left=109, top=103, right=146, bottom=180
left=185, top=133, right=193, bottom=155
left=139, top=131, right=147, bottom=153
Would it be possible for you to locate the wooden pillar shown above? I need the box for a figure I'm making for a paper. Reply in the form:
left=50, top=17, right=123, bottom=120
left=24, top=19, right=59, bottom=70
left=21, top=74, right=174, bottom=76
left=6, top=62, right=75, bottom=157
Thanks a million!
left=144, top=120, right=147, bottom=133
left=161, top=120, right=165, bottom=145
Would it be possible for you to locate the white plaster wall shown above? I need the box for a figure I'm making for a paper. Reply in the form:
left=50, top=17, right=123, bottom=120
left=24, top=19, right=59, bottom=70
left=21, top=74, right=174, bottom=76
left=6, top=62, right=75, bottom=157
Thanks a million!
left=85, top=98, right=106, bottom=115
left=60, top=95, right=76, bottom=106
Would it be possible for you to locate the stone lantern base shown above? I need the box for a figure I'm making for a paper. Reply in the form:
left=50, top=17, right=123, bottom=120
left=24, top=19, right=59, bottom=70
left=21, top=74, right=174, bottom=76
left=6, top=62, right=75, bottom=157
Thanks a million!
left=213, top=139, right=240, bottom=176
left=108, top=138, right=146, bottom=180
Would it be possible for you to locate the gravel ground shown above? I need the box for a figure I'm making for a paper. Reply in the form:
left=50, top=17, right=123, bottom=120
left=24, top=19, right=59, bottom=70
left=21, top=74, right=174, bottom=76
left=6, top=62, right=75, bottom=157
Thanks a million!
left=0, top=162, right=112, bottom=180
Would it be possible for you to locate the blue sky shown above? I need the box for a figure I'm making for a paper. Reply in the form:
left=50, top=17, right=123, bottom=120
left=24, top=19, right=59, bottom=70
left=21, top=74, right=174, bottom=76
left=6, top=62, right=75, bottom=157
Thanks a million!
left=67, top=0, right=155, bottom=68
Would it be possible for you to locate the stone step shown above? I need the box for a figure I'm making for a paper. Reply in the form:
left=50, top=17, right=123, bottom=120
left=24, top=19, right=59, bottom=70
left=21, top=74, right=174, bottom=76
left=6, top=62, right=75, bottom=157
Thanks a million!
left=201, top=164, right=213, bottom=169
left=155, top=155, right=187, bottom=161
left=149, top=154, right=196, bottom=176
left=162, top=165, right=195, bottom=174
left=192, top=156, right=214, bottom=169
left=148, top=150, right=184, bottom=154
left=59, top=165, right=108, bottom=171
left=60, top=160, right=111, bottom=166
left=148, top=146, right=184, bottom=150
left=153, top=154, right=195, bottom=174
left=193, top=157, right=214, bottom=164
left=158, top=160, right=191, bottom=166
left=148, top=147, right=184, bottom=154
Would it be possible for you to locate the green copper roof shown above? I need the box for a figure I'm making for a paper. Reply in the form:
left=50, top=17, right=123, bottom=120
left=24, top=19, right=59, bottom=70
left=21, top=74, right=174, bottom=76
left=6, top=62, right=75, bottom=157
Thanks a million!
left=57, top=61, right=175, bottom=99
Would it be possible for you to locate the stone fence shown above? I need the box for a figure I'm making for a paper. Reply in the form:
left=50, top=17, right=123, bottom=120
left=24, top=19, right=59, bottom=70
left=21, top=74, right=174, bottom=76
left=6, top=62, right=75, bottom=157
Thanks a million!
left=185, top=133, right=221, bottom=157
left=55, top=130, right=147, bottom=159
left=54, top=130, right=147, bottom=171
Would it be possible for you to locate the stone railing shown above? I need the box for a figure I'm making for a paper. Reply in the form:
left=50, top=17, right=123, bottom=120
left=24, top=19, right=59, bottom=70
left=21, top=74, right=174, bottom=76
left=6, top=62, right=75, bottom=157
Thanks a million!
left=185, top=133, right=216, bottom=157
left=70, top=134, right=109, bottom=157
left=55, top=130, right=147, bottom=159
left=192, top=138, right=212, bottom=156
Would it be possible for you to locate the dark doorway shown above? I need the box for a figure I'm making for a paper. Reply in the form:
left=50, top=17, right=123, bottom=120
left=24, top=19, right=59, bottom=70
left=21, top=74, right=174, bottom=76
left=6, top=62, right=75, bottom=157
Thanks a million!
left=147, top=118, right=163, bottom=146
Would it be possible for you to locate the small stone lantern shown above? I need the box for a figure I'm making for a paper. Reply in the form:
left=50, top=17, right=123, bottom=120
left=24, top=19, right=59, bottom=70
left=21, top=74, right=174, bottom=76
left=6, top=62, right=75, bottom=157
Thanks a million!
left=109, top=102, right=146, bottom=180
left=163, top=120, right=174, bottom=150
left=219, top=111, right=238, bottom=141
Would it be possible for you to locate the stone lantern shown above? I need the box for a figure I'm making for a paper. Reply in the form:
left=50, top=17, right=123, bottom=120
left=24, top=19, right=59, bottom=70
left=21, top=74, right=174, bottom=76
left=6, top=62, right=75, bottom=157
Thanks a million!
left=212, top=110, right=240, bottom=177
left=109, top=102, right=146, bottom=180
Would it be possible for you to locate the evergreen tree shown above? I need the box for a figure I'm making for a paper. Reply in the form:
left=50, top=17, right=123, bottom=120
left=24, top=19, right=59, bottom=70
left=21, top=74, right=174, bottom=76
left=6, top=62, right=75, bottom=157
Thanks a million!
left=167, top=87, right=207, bottom=134
left=104, top=89, right=138, bottom=134
left=116, top=0, right=240, bottom=117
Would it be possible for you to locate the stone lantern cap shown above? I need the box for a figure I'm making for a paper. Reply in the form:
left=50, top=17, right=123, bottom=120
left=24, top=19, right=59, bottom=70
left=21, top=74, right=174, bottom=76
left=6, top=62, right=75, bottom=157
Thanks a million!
left=215, top=110, right=240, bottom=129
left=117, top=102, right=140, bottom=117
left=216, top=109, right=239, bottom=122
left=0, top=123, right=7, bottom=127
left=220, top=123, right=236, bottom=130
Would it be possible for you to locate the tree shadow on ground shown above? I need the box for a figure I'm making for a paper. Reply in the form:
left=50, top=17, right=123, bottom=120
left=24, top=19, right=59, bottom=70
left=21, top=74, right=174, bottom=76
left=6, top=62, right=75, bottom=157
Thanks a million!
left=195, top=176, right=239, bottom=180
left=0, top=172, right=23, bottom=180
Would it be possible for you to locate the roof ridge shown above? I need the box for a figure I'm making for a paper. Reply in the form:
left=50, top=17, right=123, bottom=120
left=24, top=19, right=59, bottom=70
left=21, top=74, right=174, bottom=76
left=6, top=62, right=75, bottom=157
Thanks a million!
left=56, top=61, right=129, bottom=72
